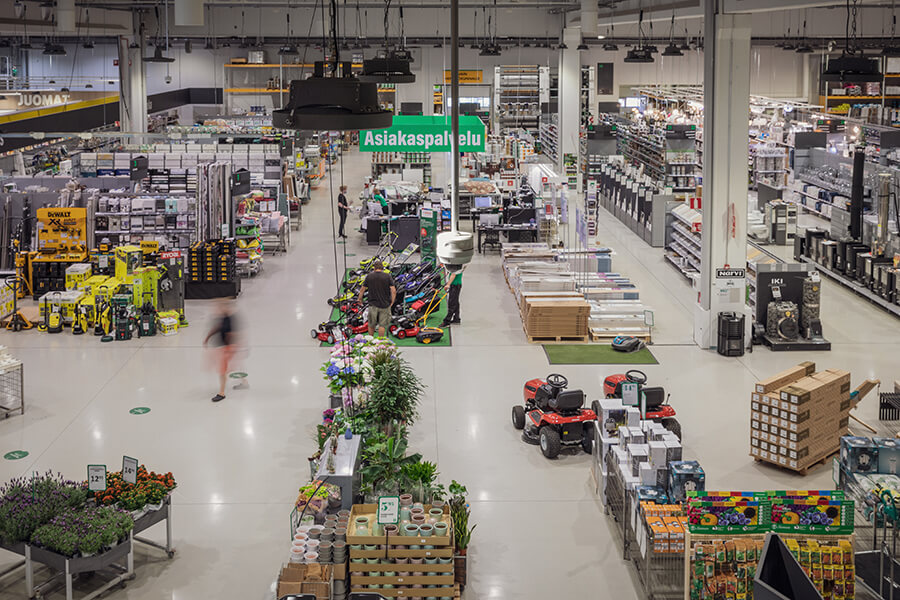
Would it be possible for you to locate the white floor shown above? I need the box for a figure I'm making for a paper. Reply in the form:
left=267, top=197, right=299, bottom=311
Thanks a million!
left=0, top=149, right=897, bottom=600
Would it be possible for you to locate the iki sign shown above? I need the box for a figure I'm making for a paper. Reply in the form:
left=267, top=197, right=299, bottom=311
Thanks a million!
left=18, top=93, right=71, bottom=108
left=360, top=115, right=486, bottom=152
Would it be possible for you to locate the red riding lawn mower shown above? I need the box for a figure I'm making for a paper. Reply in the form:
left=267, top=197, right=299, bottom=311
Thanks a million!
left=511, top=373, right=597, bottom=459
left=602, top=369, right=682, bottom=440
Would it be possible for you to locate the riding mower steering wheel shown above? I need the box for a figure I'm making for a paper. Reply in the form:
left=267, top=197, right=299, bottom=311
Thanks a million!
left=546, top=373, right=568, bottom=389
left=625, top=370, right=647, bottom=385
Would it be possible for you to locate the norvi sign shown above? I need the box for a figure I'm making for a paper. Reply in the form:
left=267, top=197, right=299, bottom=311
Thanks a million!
left=360, top=115, right=486, bottom=152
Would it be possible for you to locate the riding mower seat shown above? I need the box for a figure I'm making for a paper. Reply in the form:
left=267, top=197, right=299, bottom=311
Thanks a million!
left=549, top=390, right=585, bottom=415
left=642, top=386, right=666, bottom=410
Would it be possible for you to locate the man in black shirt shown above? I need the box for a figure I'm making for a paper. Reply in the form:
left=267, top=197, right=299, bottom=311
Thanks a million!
left=337, top=185, right=349, bottom=238
left=359, top=262, right=396, bottom=337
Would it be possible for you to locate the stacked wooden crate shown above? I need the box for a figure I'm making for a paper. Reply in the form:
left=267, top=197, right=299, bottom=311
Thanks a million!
left=347, top=504, right=457, bottom=599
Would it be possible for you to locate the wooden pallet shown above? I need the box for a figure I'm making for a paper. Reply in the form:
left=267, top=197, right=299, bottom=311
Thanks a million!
left=752, top=449, right=838, bottom=476
left=589, top=332, right=652, bottom=343
left=526, top=333, right=590, bottom=344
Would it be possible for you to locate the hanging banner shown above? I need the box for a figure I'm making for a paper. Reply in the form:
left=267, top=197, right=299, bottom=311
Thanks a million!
left=443, top=70, right=483, bottom=84
left=359, top=115, right=486, bottom=152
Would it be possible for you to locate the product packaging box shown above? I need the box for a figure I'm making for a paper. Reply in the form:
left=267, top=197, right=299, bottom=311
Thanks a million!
left=114, top=244, right=143, bottom=280
left=625, top=407, right=642, bottom=427
left=628, top=426, right=647, bottom=445
left=874, top=437, right=900, bottom=475
left=649, top=440, right=668, bottom=467
left=629, top=443, right=649, bottom=476
left=665, top=438, right=683, bottom=462
left=755, top=361, right=816, bottom=393
left=639, top=462, right=659, bottom=486
left=597, top=398, right=626, bottom=437
left=635, top=485, right=668, bottom=504
left=668, top=460, right=706, bottom=502
left=840, top=436, right=878, bottom=474
left=65, top=263, right=92, bottom=290
left=617, top=425, right=629, bottom=447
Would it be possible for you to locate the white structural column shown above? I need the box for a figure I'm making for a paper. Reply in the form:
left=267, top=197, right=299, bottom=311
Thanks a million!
left=558, top=27, right=582, bottom=177
left=117, top=36, right=148, bottom=135
left=694, top=5, right=752, bottom=347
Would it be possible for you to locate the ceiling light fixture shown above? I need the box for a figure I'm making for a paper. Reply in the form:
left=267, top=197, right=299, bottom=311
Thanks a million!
left=558, top=42, right=568, bottom=50
left=576, top=40, right=588, bottom=50
left=43, top=44, right=66, bottom=55
left=603, top=42, right=619, bottom=51
left=662, top=43, right=683, bottom=56
left=795, top=44, right=813, bottom=53
left=597, top=34, right=606, bottom=40
left=144, top=45, right=175, bottom=63
left=278, top=44, right=299, bottom=55
left=83, top=40, right=94, bottom=49
left=624, top=47, right=653, bottom=63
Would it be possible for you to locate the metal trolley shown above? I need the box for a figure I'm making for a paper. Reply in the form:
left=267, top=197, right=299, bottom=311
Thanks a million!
left=0, top=359, right=24, bottom=418
left=605, top=452, right=685, bottom=600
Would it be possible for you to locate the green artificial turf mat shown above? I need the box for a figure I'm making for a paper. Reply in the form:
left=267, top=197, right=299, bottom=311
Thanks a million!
left=319, top=269, right=452, bottom=348
left=543, top=344, right=657, bottom=365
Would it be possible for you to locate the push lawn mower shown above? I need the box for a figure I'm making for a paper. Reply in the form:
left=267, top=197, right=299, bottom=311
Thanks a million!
left=342, top=321, right=370, bottom=337
left=601, top=369, right=681, bottom=440
left=512, top=373, right=597, bottom=459
left=311, top=321, right=340, bottom=344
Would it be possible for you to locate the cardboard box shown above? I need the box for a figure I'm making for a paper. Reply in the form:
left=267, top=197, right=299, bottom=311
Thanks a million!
left=65, top=263, right=92, bottom=290
left=755, top=361, right=816, bottom=393
left=875, top=437, right=900, bottom=475
left=841, top=436, right=878, bottom=474
left=277, top=563, right=332, bottom=600
left=668, top=460, right=705, bottom=502
left=596, top=398, right=626, bottom=437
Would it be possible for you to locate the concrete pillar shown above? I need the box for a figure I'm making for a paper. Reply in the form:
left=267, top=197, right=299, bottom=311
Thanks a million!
left=558, top=26, right=581, bottom=179
left=694, top=6, right=751, bottom=347
left=117, top=36, right=148, bottom=135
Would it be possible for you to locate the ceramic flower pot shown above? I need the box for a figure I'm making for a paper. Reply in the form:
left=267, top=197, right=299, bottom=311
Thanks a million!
left=399, top=506, right=411, bottom=523
left=418, top=524, right=434, bottom=537
left=403, top=524, right=419, bottom=536
left=433, top=522, right=449, bottom=537
left=431, top=500, right=445, bottom=511
left=428, top=508, right=444, bottom=521
left=399, top=493, right=413, bottom=506
left=384, top=524, right=399, bottom=537
left=411, top=514, right=426, bottom=525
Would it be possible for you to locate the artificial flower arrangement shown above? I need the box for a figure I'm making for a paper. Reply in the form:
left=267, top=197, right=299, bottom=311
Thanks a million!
left=93, top=465, right=176, bottom=512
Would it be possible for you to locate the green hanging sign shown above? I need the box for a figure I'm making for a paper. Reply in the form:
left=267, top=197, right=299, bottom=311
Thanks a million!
left=359, top=115, right=486, bottom=152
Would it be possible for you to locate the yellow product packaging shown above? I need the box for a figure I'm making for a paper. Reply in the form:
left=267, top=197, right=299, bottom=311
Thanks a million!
left=65, top=263, right=92, bottom=290
left=838, top=540, right=853, bottom=565
left=785, top=539, right=800, bottom=560
left=114, top=245, right=143, bottom=279
left=799, top=542, right=810, bottom=566
left=95, top=277, right=123, bottom=302
left=809, top=541, right=821, bottom=565
left=81, top=275, right=108, bottom=297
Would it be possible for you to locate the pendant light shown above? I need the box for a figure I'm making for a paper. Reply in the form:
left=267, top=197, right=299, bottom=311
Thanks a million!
left=144, top=4, right=175, bottom=63
left=883, top=0, right=900, bottom=56
left=602, top=16, right=618, bottom=51
left=662, top=12, right=683, bottom=56
left=359, top=2, right=414, bottom=83
left=795, top=11, right=813, bottom=53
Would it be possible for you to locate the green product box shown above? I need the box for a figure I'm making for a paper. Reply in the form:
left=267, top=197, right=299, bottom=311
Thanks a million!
left=686, top=500, right=772, bottom=534
left=769, top=499, right=855, bottom=535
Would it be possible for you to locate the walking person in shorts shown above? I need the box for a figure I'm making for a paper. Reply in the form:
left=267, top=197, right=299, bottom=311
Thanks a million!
left=203, top=300, right=240, bottom=403
left=359, top=261, right=396, bottom=337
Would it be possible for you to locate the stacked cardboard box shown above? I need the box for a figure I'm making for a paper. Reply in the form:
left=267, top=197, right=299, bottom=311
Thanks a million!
left=276, top=563, right=332, bottom=599
left=750, top=362, right=854, bottom=472
left=520, top=297, right=590, bottom=339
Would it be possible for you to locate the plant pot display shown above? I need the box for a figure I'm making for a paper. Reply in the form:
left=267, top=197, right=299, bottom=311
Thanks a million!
left=288, top=335, right=476, bottom=597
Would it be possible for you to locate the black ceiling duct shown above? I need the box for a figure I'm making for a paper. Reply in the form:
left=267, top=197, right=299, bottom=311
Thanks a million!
left=358, top=50, right=415, bottom=83
left=822, top=55, right=881, bottom=81
left=272, top=62, right=393, bottom=131
left=624, top=47, right=654, bottom=63
left=144, top=45, right=175, bottom=63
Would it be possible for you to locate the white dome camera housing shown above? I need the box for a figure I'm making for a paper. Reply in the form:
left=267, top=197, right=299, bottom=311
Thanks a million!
left=436, top=230, right=474, bottom=267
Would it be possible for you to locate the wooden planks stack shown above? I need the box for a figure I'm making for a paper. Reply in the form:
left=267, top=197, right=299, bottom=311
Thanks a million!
left=521, top=297, right=590, bottom=342
left=750, top=362, right=857, bottom=474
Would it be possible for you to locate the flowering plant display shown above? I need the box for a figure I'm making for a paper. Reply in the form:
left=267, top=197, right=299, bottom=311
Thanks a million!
left=0, top=472, right=89, bottom=543
left=31, top=506, right=134, bottom=557
left=94, top=465, right=176, bottom=511
left=320, top=335, right=398, bottom=396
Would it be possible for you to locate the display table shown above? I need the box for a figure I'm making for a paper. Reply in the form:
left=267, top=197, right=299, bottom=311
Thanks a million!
left=314, top=435, right=362, bottom=509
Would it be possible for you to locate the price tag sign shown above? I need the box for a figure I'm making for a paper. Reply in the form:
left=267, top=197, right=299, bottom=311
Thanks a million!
left=88, top=464, right=107, bottom=492
left=122, top=456, right=138, bottom=485
left=377, top=496, right=400, bottom=525
left=621, top=382, right=639, bottom=407
left=810, top=271, right=821, bottom=283
left=644, top=309, right=655, bottom=327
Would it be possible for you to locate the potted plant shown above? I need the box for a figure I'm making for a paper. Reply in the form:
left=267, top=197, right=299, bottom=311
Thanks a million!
left=400, top=460, right=439, bottom=503
left=448, top=480, right=475, bottom=590
left=367, top=355, right=424, bottom=436
left=359, top=434, right=422, bottom=502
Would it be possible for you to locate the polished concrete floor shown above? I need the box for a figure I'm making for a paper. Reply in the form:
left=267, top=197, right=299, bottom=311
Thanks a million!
left=0, top=149, right=897, bottom=599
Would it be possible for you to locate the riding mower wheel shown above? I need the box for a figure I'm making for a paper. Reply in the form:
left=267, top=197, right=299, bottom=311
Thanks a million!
left=590, top=400, right=602, bottom=419
left=539, top=427, right=561, bottom=459
left=511, top=406, right=525, bottom=430
left=661, top=417, right=682, bottom=441
left=581, top=423, right=594, bottom=454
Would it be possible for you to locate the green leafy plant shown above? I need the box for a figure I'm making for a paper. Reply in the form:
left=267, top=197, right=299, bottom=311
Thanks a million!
left=448, top=480, right=476, bottom=553
left=367, top=356, right=424, bottom=435
left=401, top=460, right=440, bottom=502
left=360, top=434, right=422, bottom=500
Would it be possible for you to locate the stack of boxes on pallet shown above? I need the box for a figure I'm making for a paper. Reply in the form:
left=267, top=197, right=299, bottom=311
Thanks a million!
left=594, top=398, right=702, bottom=504
left=188, top=240, right=237, bottom=283
left=347, top=503, right=456, bottom=599
left=750, top=362, right=854, bottom=472
left=520, top=297, right=590, bottom=341
left=501, top=243, right=652, bottom=342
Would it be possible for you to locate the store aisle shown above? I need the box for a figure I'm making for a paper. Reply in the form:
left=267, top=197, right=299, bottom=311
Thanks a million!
left=0, top=148, right=896, bottom=600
